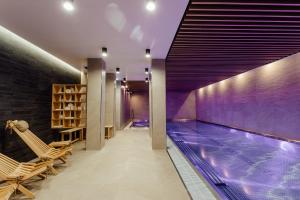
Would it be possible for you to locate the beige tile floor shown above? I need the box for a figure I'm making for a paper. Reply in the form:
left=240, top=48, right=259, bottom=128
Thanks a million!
left=16, top=128, right=190, bottom=200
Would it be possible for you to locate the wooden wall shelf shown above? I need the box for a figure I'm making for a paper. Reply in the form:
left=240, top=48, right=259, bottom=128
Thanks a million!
left=51, top=84, right=87, bottom=129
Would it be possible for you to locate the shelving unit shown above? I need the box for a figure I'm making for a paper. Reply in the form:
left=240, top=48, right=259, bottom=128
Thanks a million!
left=51, top=84, right=87, bottom=129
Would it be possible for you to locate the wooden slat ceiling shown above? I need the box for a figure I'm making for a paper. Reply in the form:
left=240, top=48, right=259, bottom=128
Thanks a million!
left=166, top=0, right=300, bottom=91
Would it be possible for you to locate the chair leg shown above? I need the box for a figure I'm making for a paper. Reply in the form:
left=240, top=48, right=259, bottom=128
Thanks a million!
left=38, top=174, right=47, bottom=179
left=59, top=157, right=67, bottom=164
left=49, top=165, right=58, bottom=175
left=17, top=184, right=35, bottom=199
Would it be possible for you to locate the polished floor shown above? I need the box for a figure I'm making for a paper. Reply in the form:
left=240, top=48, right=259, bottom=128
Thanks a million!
left=17, top=128, right=190, bottom=200
left=167, top=121, right=300, bottom=200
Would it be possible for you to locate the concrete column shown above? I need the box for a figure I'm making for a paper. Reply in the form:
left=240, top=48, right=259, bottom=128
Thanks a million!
left=86, top=58, right=106, bottom=150
left=105, top=73, right=116, bottom=136
left=150, top=59, right=166, bottom=149
left=115, top=81, right=122, bottom=130
left=149, top=78, right=153, bottom=137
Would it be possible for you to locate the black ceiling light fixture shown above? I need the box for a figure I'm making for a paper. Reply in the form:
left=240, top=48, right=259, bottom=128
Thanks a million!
left=145, top=68, right=149, bottom=74
left=116, top=67, right=120, bottom=74
left=123, top=77, right=127, bottom=83
left=145, top=77, right=149, bottom=83
left=101, top=47, right=108, bottom=57
left=145, top=49, right=151, bottom=58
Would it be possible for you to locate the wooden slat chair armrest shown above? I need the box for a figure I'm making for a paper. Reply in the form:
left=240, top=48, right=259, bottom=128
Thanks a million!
left=35, top=160, right=54, bottom=168
left=4, top=175, right=24, bottom=181
left=21, top=160, right=53, bottom=170
left=21, top=165, right=48, bottom=181
left=34, top=147, right=60, bottom=160
left=7, top=164, right=47, bottom=182
left=49, top=141, right=72, bottom=149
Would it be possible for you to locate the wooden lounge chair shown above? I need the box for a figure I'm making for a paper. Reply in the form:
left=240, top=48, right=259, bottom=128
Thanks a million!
left=0, top=153, right=50, bottom=199
left=0, top=184, right=17, bottom=200
left=6, top=120, right=72, bottom=174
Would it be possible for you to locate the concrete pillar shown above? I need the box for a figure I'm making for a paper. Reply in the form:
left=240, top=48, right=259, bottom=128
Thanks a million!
left=149, top=78, right=153, bottom=137
left=105, top=73, right=116, bottom=136
left=115, top=81, right=122, bottom=130
left=150, top=59, right=166, bottom=150
left=86, top=58, right=106, bottom=150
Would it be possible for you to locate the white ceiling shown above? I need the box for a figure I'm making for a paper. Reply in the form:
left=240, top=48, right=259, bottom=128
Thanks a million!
left=0, top=0, right=188, bottom=80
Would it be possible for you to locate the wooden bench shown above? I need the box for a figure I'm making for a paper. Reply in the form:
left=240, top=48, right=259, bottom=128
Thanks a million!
left=105, top=125, right=113, bottom=139
left=60, top=128, right=84, bottom=143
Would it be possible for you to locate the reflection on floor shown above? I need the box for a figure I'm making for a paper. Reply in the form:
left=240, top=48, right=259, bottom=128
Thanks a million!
left=15, top=128, right=189, bottom=200
left=167, top=121, right=300, bottom=200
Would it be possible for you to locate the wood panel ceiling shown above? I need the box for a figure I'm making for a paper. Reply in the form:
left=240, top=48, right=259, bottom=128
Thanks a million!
left=166, top=0, right=300, bottom=91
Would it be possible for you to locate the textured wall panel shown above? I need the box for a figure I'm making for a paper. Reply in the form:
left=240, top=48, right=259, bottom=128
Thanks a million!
left=130, top=92, right=149, bottom=121
left=105, top=73, right=115, bottom=126
left=167, top=91, right=196, bottom=120
left=196, top=53, right=300, bottom=140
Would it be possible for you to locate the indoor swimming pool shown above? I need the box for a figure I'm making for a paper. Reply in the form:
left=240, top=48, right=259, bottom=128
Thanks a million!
left=131, top=120, right=149, bottom=128
left=167, top=121, right=300, bottom=200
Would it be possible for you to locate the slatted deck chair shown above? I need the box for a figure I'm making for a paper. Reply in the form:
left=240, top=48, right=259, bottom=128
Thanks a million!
left=0, top=153, right=50, bottom=199
left=6, top=120, right=72, bottom=174
left=0, top=184, right=17, bottom=200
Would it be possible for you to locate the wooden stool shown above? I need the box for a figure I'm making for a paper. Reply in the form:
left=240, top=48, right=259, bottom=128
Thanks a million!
left=60, top=128, right=84, bottom=143
left=105, top=125, right=113, bottom=139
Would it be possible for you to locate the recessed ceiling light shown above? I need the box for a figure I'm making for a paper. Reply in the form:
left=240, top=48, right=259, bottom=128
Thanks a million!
left=146, top=0, right=156, bottom=12
left=63, top=0, right=75, bottom=12
left=102, top=47, right=108, bottom=57
left=145, top=49, right=151, bottom=58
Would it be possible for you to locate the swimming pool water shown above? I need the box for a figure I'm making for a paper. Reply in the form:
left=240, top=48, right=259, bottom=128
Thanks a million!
left=167, top=121, right=300, bottom=200
left=131, top=120, right=149, bottom=128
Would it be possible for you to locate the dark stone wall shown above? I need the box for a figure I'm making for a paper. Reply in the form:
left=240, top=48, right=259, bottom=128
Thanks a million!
left=0, top=27, right=80, bottom=161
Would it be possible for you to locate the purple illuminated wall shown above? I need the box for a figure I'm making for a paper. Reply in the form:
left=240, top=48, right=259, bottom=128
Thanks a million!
left=196, top=53, right=300, bottom=140
left=167, top=91, right=196, bottom=120
left=130, top=92, right=149, bottom=121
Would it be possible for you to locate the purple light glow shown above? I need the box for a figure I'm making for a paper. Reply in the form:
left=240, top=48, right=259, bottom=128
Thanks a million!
left=167, top=121, right=300, bottom=200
